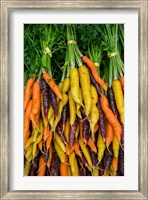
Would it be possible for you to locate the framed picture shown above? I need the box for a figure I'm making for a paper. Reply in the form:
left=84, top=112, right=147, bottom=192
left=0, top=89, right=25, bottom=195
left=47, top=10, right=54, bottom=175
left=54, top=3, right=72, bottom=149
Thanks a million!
left=0, top=0, right=147, bottom=199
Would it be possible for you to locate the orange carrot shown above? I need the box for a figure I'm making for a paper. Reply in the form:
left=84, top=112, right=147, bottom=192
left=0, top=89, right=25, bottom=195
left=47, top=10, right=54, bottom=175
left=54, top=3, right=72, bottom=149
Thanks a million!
left=24, top=75, right=35, bottom=111
left=100, top=95, right=122, bottom=142
left=43, top=124, right=50, bottom=141
left=24, top=100, right=32, bottom=145
left=46, top=132, right=53, bottom=150
left=105, top=122, right=114, bottom=148
left=34, top=114, right=40, bottom=129
left=87, top=137, right=97, bottom=153
left=60, top=155, right=68, bottom=176
left=120, top=76, right=124, bottom=91
left=94, top=122, right=99, bottom=133
left=38, top=140, right=42, bottom=152
left=43, top=72, right=62, bottom=99
left=66, top=145, right=74, bottom=156
left=82, top=56, right=107, bottom=91
left=73, top=141, right=82, bottom=158
left=47, top=146, right=53, bottom=168
left=32, top=81, right=41, bottom=116
left=111, top=157, right=118, bottom=172
left=37, top=155, right=46, bottom=176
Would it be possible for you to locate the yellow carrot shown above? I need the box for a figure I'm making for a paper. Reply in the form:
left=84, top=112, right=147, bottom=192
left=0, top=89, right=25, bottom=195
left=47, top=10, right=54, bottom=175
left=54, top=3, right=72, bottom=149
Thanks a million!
left=112, top=135, right=120, bottom=158
left=64, top=117, right=70, bottom=143
left=70, top=68, right=83, bottom=106
left=54, top=140, right=66, bottom=163
left=53, top=93, right=69, bottom=130
left=25, top=144, right=33, bottom=160
left=62, top=77, right=70, bottom=93
left=92, top=167, right=99, bottom=176
left=97, top=132, right=106, bottom=163
left=79, top=66, right=92, bottom=116
left=24, top=161, right=31, bottom=176
left=79, top=138, right=92, bottom=167
left=68, top=90, right=76, bottom=125
left=69, top=152, right=79, bottom=176
left=54, top=132, right=66, bottom=153
left=112, top=80, right=124, bottom=124
left=76, top=87, right=83, bottom=119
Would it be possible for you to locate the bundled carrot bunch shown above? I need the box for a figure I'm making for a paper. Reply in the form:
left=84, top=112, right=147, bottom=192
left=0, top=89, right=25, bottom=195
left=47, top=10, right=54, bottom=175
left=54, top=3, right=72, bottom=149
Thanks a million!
left=24, top=24, right=124, bottom=176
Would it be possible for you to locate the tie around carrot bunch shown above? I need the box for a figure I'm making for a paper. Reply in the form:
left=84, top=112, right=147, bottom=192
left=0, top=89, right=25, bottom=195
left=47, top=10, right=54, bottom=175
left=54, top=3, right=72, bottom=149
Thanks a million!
left=24, top=24, right=124, bottom=176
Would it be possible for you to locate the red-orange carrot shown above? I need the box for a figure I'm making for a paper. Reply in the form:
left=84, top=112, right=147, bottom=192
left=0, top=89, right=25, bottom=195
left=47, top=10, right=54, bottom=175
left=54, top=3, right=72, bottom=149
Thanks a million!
left=60, top=155, right=68, bottom=176
left=120, top=76, right=124, bottom=91
left=82, top=56, right=107, bottom=91
left=32, top=81, right=41, bottom=116
left=24, top=75, right=35, bottom=111
left=37, top=155, right=46, bottom=176
left=100, top=95, right=122, bottom=142
left=24, top=100, right=32, bottom=145
left=105, top=122, right=114, bottom=148
left=43, top=72, right=62, bottom=99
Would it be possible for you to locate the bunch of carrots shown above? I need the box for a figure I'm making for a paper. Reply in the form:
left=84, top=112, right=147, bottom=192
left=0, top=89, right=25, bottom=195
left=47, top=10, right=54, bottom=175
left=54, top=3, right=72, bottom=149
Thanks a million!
left=24, top=24, right=124, bottom=176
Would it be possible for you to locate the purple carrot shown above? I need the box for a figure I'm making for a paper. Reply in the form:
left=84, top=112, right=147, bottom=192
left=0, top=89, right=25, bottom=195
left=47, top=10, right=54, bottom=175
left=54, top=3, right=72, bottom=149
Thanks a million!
left=118, top=148, right=124, bottom=176
left=82, top=120, right=91, bottom=143
left=29, top=154, right=40, bottom=176
left=86, top=167, right=92, bottom=176
left=56, top=123, right=67, bottom=145
left=40, top=75, right=50, bottom=118
left=97, top=100, right=106, bottom=140
left=77, top=156, right=86, bottom=176
left=45, top=167, right=50, bottom=176
left=79, top=167, right=86, bottom=176
left=69, top=119, right=78, bottom=146
left=90, top=149, right=98, bottom=167
left=49, top=87, right=58, bottom=118
left=81, top=152, right=89, bottom=168
left=89, top=71, right=102, bottom=96
left=104, top=144, right=113, bottom=174
left=50, top=146, right=60, bottom=176
left=80, top=108, right=91, bottom=142
left=61, top=103, right=69, bottom=131
left=99, top=159, right=104, bottom=176
left=121, top=125, right=124, bottom=151
left=107, top=87, right=119, bottom=117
